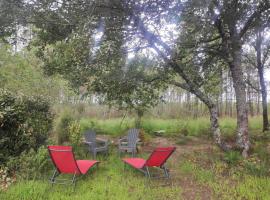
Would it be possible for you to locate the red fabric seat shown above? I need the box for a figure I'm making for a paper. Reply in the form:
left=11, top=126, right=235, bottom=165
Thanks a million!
left=122, top=147, right=176, bottom=178
left=48, top=145, right=99, bottom=185
left=145, top=147, right=176, bottom=167
left=122, top=158, right=146, bottom=169
left=76, top=160, right=99, bottom=174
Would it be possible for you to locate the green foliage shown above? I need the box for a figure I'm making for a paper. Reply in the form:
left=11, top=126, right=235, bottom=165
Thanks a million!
left=224, top=151, right=242, bottom=165
left=68, top=120, right=82, bottom=145
left=141, top=118, right=210, bottom=137
left=91, top=56, right=169, bottom=114
left=37, top=35, right=91, bottom=88
left=6, top=146, right=51, bottom=180
left=0, top=90, right=53, bottom=164
left=80, top=118, right=134, bottom=136
left=0, top=45, right=73, bottom=101
left=53, top=116, right=267, bottom=140
left=54, top=110, right=75, bottom=144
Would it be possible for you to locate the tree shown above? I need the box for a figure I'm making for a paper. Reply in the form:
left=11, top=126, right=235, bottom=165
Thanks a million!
left=255, top=28, right=269, bottom=131
left=243, top=26, right=270, bottom=131
left=122, top=0, right=270, bottom=156
left=27, top=0, right=227, bottom=150
left=0, top=44, right=73, bottom=101
left=9, top=0, right=270, bottom=156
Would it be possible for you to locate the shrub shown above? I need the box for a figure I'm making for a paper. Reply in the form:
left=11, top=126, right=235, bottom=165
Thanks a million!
left=0, top=90, right=53, bottom=164
left=6, top=146, right=51, bottom=180
left=68, top=120, right=82, bottom=145
left=0, top=167, right=15, bottom=190
left=54, top=110, right=75, bottom=144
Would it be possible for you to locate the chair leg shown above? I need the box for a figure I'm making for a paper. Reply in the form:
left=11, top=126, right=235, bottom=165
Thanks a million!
left=118, top=148, right=121, bottom=157
left=162, top=166, right=170, bottom=179
left=72, top=173, right=77, bottom=184
left=132, top=149, right=135, bottom=157
left=93, top=151, right=97, bottom=159
left=72, top=173, right=77, bottom=190
left=50, top=169, right=58, bottom=185
left=146, top=167, right=151, bottom=178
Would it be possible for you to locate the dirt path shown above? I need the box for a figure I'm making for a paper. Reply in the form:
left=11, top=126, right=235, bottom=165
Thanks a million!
left=142, top=136, right=214, bottom=200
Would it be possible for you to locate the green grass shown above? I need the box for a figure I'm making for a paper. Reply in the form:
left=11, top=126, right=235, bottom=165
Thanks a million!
left=79, top=117, right=135, bottom=136
left=3, top=116, right=269, bottom=199
left=78, top=116, right=265, bottom=139
left=179, top=157, right=270, bottom=200
left=0, top=153, right=181, bottom=200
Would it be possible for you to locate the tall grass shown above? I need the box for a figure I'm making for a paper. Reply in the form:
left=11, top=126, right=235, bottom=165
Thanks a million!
left=76, top=116, right=265, bottom=138
left=79, top=117, right=135, bottom=136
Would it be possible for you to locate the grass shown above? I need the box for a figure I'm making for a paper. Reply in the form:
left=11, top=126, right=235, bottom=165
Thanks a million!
left=0, top=152, right=181, bottom=200
left=79, top=117, right=211, bottom=137
left=78, top=116, right=266, bottom=139
left=79, top=117, right=135, bottom=136
left=179, top=151, right=270, bottom=200
left=2, top=116, right=270, bottom=199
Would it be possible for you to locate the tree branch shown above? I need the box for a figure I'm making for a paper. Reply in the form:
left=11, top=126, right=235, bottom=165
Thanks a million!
left=239, top=2, right=270, bottom=38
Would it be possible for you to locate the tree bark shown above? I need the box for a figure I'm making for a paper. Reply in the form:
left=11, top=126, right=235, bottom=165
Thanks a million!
left=255, top=31, right=269, bottom=131
left=135, top=109, right=144, bottom=128
left=193, top=97, right=199, bottom=119
left=247, top=66, right=254, bottom=117
left=229, top=49, right=250, bottom=157
left=209, top=105, right=222, bottom=147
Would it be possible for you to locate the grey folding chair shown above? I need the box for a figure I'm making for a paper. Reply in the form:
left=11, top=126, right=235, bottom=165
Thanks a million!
left=84, top=130, right=109, bottom=159
left=118, top=128, right=140, bottom=157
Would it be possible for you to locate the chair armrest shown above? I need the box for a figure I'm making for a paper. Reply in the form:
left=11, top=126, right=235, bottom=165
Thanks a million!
left=119, top=137, right=127, bottom=143
left=96, top=138, right=109, bottom=146
left=83, top=141, right=93, bottom=146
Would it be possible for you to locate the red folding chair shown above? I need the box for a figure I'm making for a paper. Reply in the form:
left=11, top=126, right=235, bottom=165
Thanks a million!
left=122, top=147, right=176, bottom=179
left=48, top=146, right=99, bottom=185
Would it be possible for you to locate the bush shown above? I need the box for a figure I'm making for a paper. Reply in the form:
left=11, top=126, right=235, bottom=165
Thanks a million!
left=68, top=120, right=82, bottom=145
left=6, top=146, right=52, bottom=180
left=54, top=110, right=75, bottom=144
left=0, top=90, right=53, bottom=164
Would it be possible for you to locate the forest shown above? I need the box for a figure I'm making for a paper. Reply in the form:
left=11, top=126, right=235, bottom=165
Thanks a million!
left=0, top=0, right=270, bottom=199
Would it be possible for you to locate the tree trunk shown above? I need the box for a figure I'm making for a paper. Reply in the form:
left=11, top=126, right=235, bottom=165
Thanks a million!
left=208, top=104, right=230, bottom=151
left=247, top=66, right=254, bottom=117
left=193, top=97, right=199, bottom=119
left=255, top=31, right=269, bottom=131
left=229, top=49, right=250, bottom=157
left=135, top=109, right=144, bottom=128
left=257, top=91, right=260, bottom=115
left=258, top=68, right=269, bottom=131
left=209, top=105, right=222, bottom=146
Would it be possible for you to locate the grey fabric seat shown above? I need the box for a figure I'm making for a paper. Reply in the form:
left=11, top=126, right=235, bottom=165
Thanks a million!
left=118, top=128, right=140, bottom=157
left=84, top=130, right=109, bottom=159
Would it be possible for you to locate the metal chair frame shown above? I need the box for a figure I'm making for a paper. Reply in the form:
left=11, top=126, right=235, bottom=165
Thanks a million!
left=48, top=147, right=99, bottom=186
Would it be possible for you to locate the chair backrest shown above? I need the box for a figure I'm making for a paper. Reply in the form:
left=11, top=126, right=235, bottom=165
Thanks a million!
left=84, top=130, right=96, bottom=149
left=127, top=128, right=139, bottom=148
left=48, top=146, right=81, bottom=174
left=145, top=147, right=176, bottom=167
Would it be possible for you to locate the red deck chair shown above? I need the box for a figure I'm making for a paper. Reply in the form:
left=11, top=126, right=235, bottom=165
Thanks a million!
left=122, top=147, right=176, bottom=179
left=48, top=145, right=99, bottom=185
